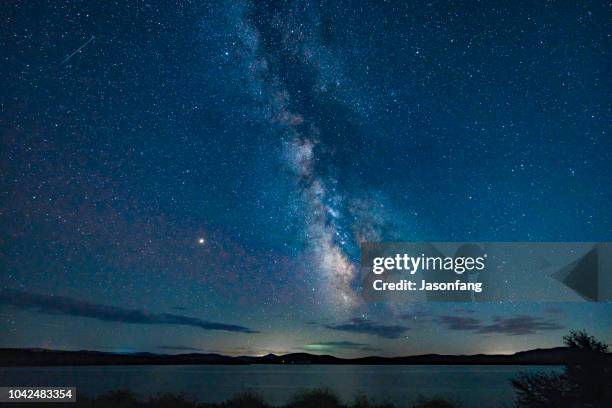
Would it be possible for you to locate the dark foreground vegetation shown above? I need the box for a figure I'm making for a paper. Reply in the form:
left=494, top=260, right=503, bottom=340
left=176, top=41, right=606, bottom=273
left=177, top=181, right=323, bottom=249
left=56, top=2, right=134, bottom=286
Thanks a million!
left=14, top=389, right=456, bottom=408
left=511, top=330, right=612, bottom=407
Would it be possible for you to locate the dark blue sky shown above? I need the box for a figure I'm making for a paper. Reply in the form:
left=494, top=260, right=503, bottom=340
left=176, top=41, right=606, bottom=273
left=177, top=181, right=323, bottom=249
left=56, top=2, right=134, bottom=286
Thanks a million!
left=1, top=0, right=610, bottom=356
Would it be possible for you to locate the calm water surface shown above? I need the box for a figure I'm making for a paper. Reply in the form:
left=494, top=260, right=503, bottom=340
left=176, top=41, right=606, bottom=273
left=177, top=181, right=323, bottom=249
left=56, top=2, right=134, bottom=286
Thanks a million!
left=0, top=365, right=563, bottom=407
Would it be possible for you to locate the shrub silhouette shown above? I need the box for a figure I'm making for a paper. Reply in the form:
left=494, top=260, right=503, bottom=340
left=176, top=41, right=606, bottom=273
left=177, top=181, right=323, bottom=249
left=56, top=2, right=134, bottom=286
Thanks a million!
left=218, top=391, right=270, bottom=408
left=90, top=389, right=140, bottom=408
left=351, top=394, right=394, bottom=408
left=511, top=330, right=612, bottom=407
left=147, top=392, right=198, bottom=408
left=287, top=389, right=343, bottom=408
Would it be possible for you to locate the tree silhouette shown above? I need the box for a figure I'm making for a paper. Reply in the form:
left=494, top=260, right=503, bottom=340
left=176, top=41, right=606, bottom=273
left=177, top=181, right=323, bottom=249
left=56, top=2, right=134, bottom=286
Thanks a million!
left=512, top=330, right=612, bottom=407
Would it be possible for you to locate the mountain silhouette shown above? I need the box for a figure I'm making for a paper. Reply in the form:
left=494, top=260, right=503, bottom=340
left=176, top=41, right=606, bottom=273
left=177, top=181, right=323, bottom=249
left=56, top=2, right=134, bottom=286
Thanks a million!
left=2, top=347, right=607, bottom=366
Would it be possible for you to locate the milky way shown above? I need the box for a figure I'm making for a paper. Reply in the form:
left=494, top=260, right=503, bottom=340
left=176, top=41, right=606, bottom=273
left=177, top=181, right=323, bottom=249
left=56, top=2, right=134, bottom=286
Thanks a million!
left=1, top=0, right=610, bottom=357
left=235, top=1, right=371, bottom=308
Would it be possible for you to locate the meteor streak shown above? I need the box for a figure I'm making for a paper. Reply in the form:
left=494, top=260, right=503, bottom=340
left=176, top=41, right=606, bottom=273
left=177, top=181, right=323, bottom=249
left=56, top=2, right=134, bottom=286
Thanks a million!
left=60, top=35, right=95, bottom=65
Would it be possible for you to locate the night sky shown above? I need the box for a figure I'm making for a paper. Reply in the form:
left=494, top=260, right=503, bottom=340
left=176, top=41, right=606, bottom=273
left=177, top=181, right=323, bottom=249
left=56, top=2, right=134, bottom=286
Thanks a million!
left=1, top=1, right=611, bottom=357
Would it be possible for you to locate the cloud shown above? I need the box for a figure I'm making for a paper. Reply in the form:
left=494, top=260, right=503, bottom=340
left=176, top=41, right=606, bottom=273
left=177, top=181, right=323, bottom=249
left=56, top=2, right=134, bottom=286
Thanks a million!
left=453, top=307, right=476, bottom=314
left=302, top=340, right=380, bottom=352
left=325, top=318, right=409, bottom=339
left=436, top=314, right=564, bottom=336
left=438, top=316, right=483, bottom=331
left=0, top=289, right=257, bottom=334
left=476, top=315, right=564, bottom=336
left=544, top=306, right=566, bottom=316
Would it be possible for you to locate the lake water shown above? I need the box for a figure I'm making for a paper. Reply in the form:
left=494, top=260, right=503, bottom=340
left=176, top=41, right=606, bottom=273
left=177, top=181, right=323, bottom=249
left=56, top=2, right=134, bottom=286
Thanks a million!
left=0, top=365, right=562, bottom=407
